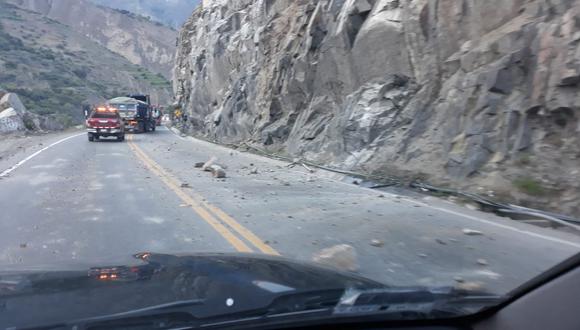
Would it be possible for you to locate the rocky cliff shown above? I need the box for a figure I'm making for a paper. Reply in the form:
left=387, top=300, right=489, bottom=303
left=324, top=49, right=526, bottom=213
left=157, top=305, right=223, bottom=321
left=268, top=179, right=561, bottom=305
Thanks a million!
left=8, top=0, right=177, bottom=78
left=174, top=0, right=580, bottom=216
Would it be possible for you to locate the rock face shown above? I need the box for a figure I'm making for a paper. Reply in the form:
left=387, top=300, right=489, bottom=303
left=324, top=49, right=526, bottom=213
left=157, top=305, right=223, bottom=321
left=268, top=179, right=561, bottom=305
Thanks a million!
left=0, top=92, right=63, bottom=133
left=174, top=0, right=580, bottom=216
left=8, top=0, right=177, bottom=78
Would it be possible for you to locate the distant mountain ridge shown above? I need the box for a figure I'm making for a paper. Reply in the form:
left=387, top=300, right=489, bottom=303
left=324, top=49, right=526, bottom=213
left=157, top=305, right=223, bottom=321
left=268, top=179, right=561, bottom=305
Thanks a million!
left=7, top=0, right=177, bottom=79
left=0, top=1, right=172, bottom=124
left=89, top=0, right=201, bottom=29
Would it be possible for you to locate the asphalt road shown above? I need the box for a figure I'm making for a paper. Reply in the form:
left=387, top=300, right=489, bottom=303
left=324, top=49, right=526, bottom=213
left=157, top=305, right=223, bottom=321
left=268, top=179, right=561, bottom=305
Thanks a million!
left=0, top=127, right=579, bottom=294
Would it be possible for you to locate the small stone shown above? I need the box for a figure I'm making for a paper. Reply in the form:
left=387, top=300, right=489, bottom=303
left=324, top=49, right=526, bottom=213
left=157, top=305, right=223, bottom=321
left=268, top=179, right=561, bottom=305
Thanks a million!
left=202, top=157, right=217, bottom=171
left=435, top=238, right=447, bottom=245
left=194, top=162, right=205, bottom=168
left=370, top=239, right=384, bottom=247
left=20, top=243, right=27, bottom=248
left=455, top=281, right=485, bottom=291
left=464, top=203, right=480, bottom=211
left=211, top=166, right=227, bottom=178
left=317, top=185, right=322, bottom=188
left=454, top=276, right=465, bottom=283
left=378, top=194, right=385, bottom=198
left=249, top=168, right=258, bottom=174
left=245, top=214, right=251, bottom=217
left=312, top=244, right=358, bottom=272
left=418, top=253, right=428, bottom=258
left=477, top=258, right=488, bottom=266
left=180, top=183, right=191, bottom=188
left=462, top=229, right=484, bottom=236
left=352, top=180, right=360, bottom=185
left=449, top=238, right=459, bottom=243
left=282, top=182, right=291, bottom=186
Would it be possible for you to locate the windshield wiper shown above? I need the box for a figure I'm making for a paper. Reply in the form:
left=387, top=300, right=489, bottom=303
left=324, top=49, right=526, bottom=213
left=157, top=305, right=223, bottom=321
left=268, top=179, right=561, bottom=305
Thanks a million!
left=30, top=289, right=344, bottom=330
left=28, top=288, right=502, bottom=329
left=24, top=299, right=205, bottom=330
left=334, top=287, right=503, bottom=319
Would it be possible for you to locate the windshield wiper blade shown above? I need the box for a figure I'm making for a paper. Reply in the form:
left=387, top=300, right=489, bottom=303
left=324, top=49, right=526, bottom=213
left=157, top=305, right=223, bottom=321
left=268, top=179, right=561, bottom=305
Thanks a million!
left=79, top=289, right=343, bottom=330
left=333, top=287, right=503, bottom=319
left=25, top=299, right=205, bottom=330
left=29, top=288, right=501, bottom=329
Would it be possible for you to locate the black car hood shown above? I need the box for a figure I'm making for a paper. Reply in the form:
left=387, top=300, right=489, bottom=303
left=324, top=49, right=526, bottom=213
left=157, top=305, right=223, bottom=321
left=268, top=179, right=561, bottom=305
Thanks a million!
left=0, top=252, right=385, bottom=328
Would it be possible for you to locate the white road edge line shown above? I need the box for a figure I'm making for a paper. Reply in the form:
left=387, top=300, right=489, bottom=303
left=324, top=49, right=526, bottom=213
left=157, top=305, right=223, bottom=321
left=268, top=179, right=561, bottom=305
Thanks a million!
left=0, top=133, right=85, bottom=178
left=167, top=127, right=580, bottom=249
left=167, top=126, right=187, bottom=140
left=352, top=187, right=580, bottom=249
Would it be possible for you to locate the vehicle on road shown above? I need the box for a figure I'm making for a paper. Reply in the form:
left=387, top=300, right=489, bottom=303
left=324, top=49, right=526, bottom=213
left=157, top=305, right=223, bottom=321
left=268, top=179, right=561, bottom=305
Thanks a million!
left=86, top=106, right=125, bottom=142
left=107, top=95, right=156, bottom=133
left=1, top=252, right=578, bottom=329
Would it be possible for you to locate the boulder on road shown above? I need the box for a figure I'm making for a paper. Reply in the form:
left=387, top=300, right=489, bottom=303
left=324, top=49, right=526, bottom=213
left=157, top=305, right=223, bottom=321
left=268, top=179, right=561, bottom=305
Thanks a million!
left=312, top=244, right=358, bottom=272
left=209, top=165, right=227, bottom=178
left=0, top=93, right=27, bottom=114
left=202, top=157, right=217, bottom=172
left=0, top=108, right=26, bottom=133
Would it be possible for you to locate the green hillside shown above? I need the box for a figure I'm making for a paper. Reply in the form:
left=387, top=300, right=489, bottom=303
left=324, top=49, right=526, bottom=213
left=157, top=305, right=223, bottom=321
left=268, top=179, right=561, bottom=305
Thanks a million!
left=0, top=1, right=172, bottom=123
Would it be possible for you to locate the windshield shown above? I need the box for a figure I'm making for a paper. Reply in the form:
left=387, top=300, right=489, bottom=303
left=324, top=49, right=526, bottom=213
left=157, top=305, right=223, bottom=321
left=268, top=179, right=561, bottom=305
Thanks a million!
left=90, top=112, right=118, bottom=119
left=1, top=0, right=579, bottom=328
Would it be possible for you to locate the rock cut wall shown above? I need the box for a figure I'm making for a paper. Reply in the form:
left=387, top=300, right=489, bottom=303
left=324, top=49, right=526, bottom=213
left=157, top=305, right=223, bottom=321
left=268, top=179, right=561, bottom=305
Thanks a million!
left=174, top=0, right=580, bottom=215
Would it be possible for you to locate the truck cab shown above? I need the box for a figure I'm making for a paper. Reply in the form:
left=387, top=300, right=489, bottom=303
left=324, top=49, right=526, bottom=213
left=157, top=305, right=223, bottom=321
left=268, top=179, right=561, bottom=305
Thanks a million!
left=86, top=106, right=125, bottom=142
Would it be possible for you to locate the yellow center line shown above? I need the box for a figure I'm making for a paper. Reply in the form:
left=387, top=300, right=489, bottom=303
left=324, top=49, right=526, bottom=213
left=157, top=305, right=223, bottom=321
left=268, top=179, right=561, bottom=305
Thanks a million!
left=127, top=134, right=252, bottom=253
left=127, top=134, right=279, bottom=255
left=197, top=199, right=280, bottom=255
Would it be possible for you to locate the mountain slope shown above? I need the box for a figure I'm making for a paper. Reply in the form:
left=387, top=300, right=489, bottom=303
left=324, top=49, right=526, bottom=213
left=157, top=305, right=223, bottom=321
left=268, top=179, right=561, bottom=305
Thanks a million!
left=174, top=0, right=580, bottom=216
left=0, top=1, right=172, bottom=123
left=8, top=0, right=177, bottom=78
left=89, top=0, right=200, bottom=29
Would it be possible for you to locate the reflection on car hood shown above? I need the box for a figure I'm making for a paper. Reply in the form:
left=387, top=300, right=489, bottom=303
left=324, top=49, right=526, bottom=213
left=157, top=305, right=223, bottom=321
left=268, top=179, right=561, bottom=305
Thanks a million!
left=0, top=252, right=385, bottom=328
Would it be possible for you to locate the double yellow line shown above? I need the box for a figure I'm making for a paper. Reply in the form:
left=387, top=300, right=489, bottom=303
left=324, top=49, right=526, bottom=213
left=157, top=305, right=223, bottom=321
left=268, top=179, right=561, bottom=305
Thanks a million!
left=127, top=135, right=279, bottom=255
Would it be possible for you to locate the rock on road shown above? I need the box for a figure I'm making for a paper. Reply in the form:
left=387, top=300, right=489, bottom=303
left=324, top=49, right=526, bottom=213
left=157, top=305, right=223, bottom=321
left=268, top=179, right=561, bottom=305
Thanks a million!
left=0, top=127, right=579, bottom=294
